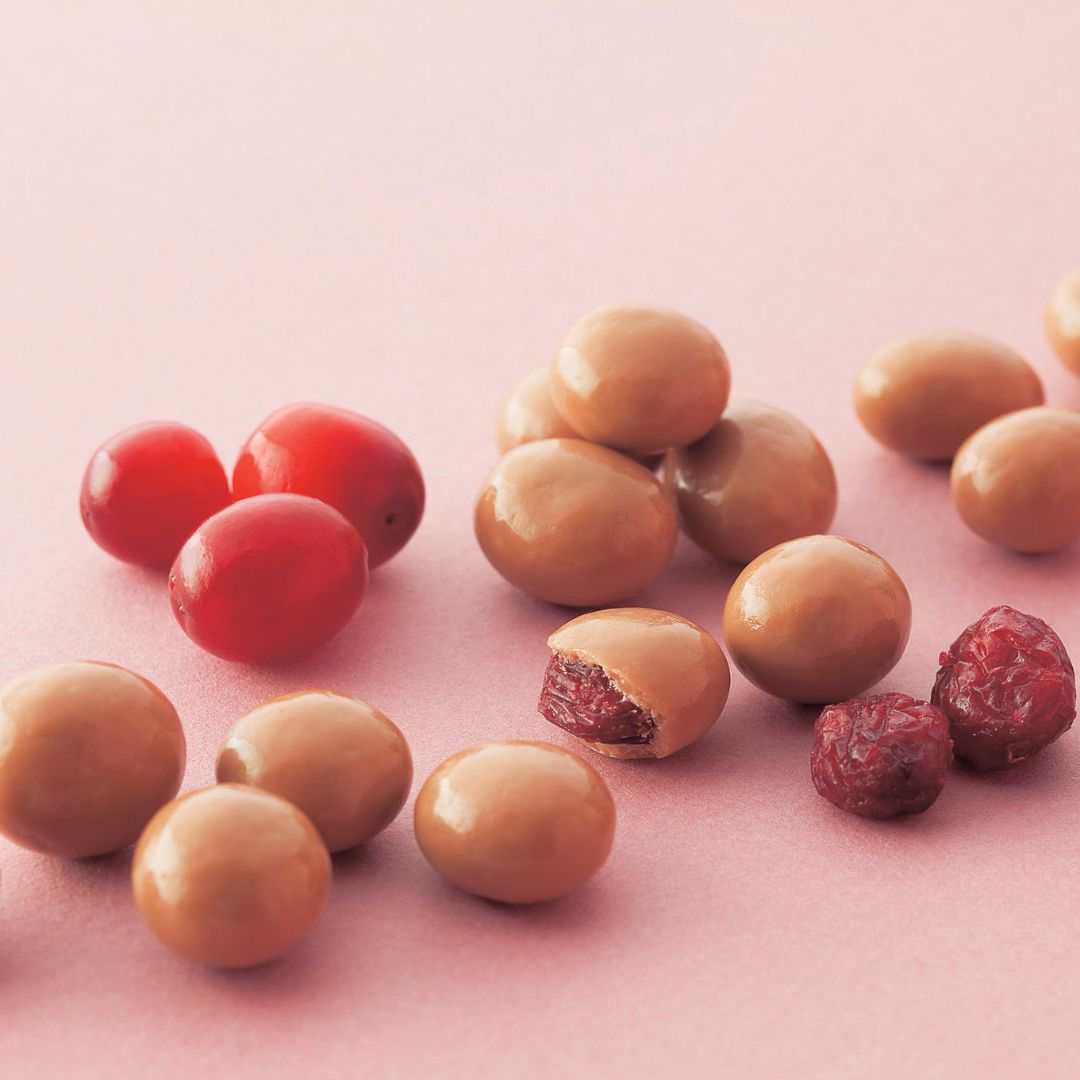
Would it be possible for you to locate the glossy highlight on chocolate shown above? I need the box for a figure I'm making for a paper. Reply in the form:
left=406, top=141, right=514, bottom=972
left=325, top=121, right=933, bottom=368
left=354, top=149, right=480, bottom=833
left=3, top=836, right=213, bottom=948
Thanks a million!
left=723, top=535, right=912, bottom=704
left=474, top=438, right=677, bottom=607
left=414, top=741, right=616, bottom=904
left=853, top=331, right=1043, bottom=461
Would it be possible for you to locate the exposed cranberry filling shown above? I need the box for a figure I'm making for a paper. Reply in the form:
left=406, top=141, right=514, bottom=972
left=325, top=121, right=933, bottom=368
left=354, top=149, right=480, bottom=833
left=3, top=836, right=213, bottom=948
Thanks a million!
left=538, top=652, right=655, bottom=744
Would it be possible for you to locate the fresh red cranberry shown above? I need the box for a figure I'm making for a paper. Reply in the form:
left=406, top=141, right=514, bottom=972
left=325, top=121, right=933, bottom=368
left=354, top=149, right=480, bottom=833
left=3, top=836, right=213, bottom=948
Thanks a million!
left=931, top=605, right=1076, bottom=770
left=811, top=693, right=953, bottom=819
left=538, top=653, right=655, bottom=744
left=232, top=404, right=424, bottom=570
left=80, top=422, right=231, bottom=570
left=169, top=494, right=368, bottom=663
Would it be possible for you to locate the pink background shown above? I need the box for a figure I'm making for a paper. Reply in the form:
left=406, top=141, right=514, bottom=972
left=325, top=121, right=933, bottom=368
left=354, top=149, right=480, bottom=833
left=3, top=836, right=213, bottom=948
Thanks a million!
left=3, top=3, right=1080, bottom=1077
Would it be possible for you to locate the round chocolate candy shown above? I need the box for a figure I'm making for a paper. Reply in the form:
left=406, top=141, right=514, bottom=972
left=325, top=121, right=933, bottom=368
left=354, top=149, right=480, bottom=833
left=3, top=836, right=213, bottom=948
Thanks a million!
left=1046, top=269, right=1080, bottom=376
left=723, top=535, right=912, bottom=704
left=539, top=608, right=730, bottom=759
left=549, top=305, right=731, bottom=454
left=216, top=691, right=413, bottom=853
left=496, top=365, right=579, bottom=453
left=473, top=438, right=677, bottom=607
left=132, top=785, right=331, bottom=968
left=951, top=407, right=1080, bottom=553
left=853, top=331, right=1043, bottom=461
left=414, top=741, right=615, bottom=904
left=664, top=400, right=837, bottom=564
left=0, top=661, right=185, bottom=857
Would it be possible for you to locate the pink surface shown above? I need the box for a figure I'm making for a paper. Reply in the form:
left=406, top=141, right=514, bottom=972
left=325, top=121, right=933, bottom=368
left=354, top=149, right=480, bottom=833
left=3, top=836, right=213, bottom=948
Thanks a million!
left=3, top=3, right=1080, bottom=1077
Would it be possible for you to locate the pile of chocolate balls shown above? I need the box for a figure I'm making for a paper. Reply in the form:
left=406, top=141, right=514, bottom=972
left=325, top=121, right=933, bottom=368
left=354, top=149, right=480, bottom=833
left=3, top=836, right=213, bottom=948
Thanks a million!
left=478, top=272, right=1080, bottom=817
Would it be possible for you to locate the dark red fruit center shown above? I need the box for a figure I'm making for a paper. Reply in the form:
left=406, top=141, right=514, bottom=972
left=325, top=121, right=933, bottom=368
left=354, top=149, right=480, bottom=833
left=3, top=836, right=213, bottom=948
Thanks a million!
left=811, top=692, right=953, bottom=819
left=931, top=604, right=1076, bottom=769
left=538, top=652, right=655, bottom=744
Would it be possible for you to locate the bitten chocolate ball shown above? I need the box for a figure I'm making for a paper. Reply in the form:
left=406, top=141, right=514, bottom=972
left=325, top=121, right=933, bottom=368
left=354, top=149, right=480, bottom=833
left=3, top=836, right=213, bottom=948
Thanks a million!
left=811, top=693, right=953, bottom=819
left=539, top=608, right=730, bottom=759
left=414, top=741, right=615, bottom=904
left=1045, top=268, right=1080, bottom=376
left=495, top=365, right=579, bottom=453
left=133, top=785, right=331, bottom=968
left=549, top=305, right=731, bottom=454
left=664, top=400, right=837, bottom=564
left=723, top=535, right=912, bottom=704
left=0, top=661, right=185, bottom=858
left=950, top=407, right=1080, bottom=553
left=853, top=331, right=1043, bottom=461
left=474, top=438, right=677, bottom=607
left=217, top=691, right=413, bottom=853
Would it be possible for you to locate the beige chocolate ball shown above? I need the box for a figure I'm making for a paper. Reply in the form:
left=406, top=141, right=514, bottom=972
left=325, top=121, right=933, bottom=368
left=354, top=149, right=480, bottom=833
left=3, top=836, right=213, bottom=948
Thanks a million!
left=664, top=400, right=837, bottom=564
left=853, top=331, right=1043, bottom=461
left=0, top=661, right=185, bottom=858
left=133, top=785, right=331, bottom=968
left=550, top=305, right=731, bottom=454
left=216, top=691, right=413, bottom=853
left=1046, top=269, right=1080, bottom=376
left=723, top=535, right=912, bottom=704
left=951, top=407, right=1080, bottom=553
left=495, top=365, right=579, bottom=453
left=474, top=438, right=677, bottom=607
left=540, top=608, right=730, bottom=759
left=414, top=741, right=615, bottom=904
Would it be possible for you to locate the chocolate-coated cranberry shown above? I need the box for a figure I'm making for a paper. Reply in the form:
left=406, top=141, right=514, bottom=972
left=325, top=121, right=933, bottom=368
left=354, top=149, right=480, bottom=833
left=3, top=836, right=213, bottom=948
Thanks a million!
left=217, top=691, right=412, bottom=853
left=664, top=400, right=837, bottom=564
left=723, top=535, right=912, bottom=705
left=474, top=439, right=677, bottom=607
left=853, top=332, right=1043, bottom=462
left=414, top=741, right=615, bottom=904
left=0, top=661, right=186, bottom=857
left=80, top=422, right=230, bottom=569
left=1045, top=268, right=1080, bottom=376
left=169, top=494, right=368, bottom=663
left=233, top=403, right=424, bottom=569
left=540, top=607, right=730, bottom=759
left=950, top=408, right=1080, bottom=553
left=133, top=785, right=330, bottom=968
left=812, top=693, right=952, bottom=819
left=496, top=366, right=579, bottom=453
left=931, top=605, right=1076, bottom=770
left=549, top=305, right=731, bottom=454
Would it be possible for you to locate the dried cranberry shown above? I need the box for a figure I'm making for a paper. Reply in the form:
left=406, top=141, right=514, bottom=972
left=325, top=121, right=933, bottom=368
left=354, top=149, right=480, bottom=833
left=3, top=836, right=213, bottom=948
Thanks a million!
left=538, top=653, right=655, bottom=745
left=931, top=605, right=1076, bottom=770
left=811, top=693, right=953, bottom=819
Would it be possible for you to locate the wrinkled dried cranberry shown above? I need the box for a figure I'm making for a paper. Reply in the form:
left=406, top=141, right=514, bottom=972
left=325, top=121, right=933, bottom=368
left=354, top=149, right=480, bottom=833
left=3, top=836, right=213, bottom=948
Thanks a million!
left=811, top=693, right=953, bottom=819
left=931, top=605, right=1076, bottom=770
left=538, top=652, right=655, bottom=745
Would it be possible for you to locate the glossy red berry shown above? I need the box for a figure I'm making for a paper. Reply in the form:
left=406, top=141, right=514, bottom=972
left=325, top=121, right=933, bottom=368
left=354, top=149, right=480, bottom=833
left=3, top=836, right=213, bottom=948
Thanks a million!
left=811, top=693, right=953, bottom=819
left=232, top=403, right=424, bottom=569
left=931, top=605, right=1076, bottom=770
left=169, top=494, right=368, bottom=663
left=80, top=422, right=231, bottom=569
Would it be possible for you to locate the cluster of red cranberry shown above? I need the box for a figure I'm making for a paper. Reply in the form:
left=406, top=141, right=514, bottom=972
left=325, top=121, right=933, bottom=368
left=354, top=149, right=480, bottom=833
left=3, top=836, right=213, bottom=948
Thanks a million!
left=79, top=404, right=425, bottom=662
left=811, top=606, right=1076, bottom=819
